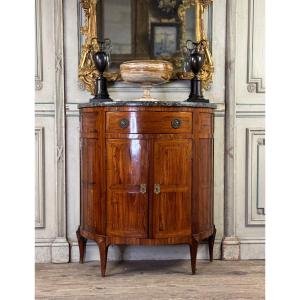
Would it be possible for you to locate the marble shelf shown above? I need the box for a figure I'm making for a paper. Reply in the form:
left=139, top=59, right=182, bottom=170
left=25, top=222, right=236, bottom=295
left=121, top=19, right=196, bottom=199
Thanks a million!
left=78, top=100, right=217, bottom=109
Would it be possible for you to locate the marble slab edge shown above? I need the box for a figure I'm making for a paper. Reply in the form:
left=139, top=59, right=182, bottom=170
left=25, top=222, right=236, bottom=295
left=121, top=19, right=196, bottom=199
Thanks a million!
left=78, top=101, right=217, bottom=109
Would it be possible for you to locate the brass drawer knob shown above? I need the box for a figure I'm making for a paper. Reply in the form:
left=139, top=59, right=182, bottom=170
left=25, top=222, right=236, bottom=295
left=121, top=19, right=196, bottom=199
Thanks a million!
left=171, top=119, right=181, bottom=129
left=119, top=118, right=129, bottom=129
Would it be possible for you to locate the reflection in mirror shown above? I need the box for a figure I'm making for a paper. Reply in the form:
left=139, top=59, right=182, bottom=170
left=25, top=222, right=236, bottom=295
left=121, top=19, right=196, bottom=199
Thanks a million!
left=96, top=0, right=188, bottom=72
left=80, top=0, right=212, bottom=72
left=101, top=0, right=132, bottom=55
left=151, top=23, right=179, bottom=58
left=185, top=6, right=195, bottom=41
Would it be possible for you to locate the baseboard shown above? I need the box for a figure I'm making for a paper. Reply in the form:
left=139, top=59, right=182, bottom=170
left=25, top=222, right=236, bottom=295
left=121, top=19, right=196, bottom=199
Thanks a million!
left=35, top=239, right=265, bottom=263
left=35, top=242, right=52, bottom=263
left=35, top=239, right=70, bottom=263
left=240, top=239, right=265, bottom=259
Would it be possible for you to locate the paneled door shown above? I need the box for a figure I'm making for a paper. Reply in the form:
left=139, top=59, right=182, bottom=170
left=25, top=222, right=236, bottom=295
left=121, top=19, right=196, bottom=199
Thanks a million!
left=106, top=139, right=149, bottom=238
left=152, top=140, right=192, bottom=238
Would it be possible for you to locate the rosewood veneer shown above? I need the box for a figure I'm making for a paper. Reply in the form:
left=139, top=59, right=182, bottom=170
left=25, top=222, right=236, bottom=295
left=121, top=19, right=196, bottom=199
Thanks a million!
left=77, top=103, right=216, bottom=276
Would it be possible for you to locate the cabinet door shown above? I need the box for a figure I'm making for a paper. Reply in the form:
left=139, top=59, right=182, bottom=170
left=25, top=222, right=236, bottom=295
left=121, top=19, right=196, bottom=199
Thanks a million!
left=106, top=139, right=149, bottom=238
left=152, top=140, right=192, bottom=238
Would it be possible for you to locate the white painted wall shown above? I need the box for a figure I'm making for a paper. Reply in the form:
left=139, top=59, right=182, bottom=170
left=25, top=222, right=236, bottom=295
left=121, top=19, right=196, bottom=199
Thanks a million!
left=234, top=0, right=265, bottom=258
left=35, top=0, right=57, bottom=262
left=35, top=0, right=265, bottom=263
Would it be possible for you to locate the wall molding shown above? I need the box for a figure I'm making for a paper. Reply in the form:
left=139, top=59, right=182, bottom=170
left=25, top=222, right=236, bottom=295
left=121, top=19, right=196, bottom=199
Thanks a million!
left=35, top=127, right=45, bottom=228
left=240, top=238, right=265, bottom=244
left=35, top=0, right=43, bottom=90
left=247, top=0, right=265, bottom=93
left=36, top=238, right=54, bottom=243
left=236, top=111, right=265, bottom=118
left=224, top=0, right=237, bottom=238
left=246, top=128, right=265, bottom=226
left=221, top=0, right=242, bottom=261
left=35, top=103, right=55, bottom=117
left=54, top=0, right=66, bottom=238
left=52, top=0, right=69, bottom=263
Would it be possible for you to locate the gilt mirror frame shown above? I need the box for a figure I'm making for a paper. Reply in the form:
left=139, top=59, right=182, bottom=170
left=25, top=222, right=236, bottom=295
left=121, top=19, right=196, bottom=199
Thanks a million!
left=78, top=0, right=214, bottom=95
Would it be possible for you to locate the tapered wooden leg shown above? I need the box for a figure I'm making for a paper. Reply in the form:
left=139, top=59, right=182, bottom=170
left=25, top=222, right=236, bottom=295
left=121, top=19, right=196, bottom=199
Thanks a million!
left=76, top=226, right=87, bottom=264
left=97, top=241, right=109, bottom=277
left=208, top=225, right=216, bottom=262
left=189, top=239, right=198, bottom=275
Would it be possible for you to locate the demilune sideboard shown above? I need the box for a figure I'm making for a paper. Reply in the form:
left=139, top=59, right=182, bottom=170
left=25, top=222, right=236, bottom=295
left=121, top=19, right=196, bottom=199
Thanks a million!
left=76, top=101, right=216, bottom=276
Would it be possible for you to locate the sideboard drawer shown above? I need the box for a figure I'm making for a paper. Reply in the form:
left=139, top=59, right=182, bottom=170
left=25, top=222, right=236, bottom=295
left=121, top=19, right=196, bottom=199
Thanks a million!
left=106, top=111, right=192, bottom=133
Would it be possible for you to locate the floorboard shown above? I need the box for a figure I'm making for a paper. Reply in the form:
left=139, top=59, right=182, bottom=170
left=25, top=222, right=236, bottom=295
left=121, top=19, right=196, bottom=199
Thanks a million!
left=36, top=260, right=265, bottom=299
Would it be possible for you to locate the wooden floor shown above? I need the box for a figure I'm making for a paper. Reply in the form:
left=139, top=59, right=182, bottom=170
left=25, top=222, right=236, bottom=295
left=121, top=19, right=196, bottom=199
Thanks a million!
left=36, top=260, right=264, bottom=299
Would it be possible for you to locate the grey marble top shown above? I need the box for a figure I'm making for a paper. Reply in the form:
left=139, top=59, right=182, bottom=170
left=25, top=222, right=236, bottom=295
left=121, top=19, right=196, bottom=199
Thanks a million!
left=78, top=100, right=217, bottom=109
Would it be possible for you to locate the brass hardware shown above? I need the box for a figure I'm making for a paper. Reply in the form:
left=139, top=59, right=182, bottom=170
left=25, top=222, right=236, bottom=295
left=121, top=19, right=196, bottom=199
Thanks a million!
left=78, top=0, right=214, bottom=94
left=119, top=119, right=129, bottom=129
left=171, top=119, right=181, bottom=129
left=154, top=184, right=161, bottom=195
left=140, top=184, right=147, bottom=194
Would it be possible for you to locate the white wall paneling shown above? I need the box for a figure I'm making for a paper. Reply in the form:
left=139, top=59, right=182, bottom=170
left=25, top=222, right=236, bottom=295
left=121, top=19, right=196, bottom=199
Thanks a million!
left=35, top=115, right=57, bottom=263
left=35, top=0, right=69, bottom=263
left=246, top=128, right=265, bottom=226
left=51, top=0, right=69, bottom=263
left=236, top=0, right=265, bottom=105
left=240, top=238, right=265, bottom=259
left=35, top=127, right=45, bottom=228
left=66, top=112, right=80, bottom=246
left=233, top=116, right=265, bottom=259
left=234, top=0, right=266, bottom=256
left=222, top=0, right=265, bottom=260
left=35, top=0, right=55, bottom=102
left=35, top=0, right=43, bottom=90
left=247, top=0, right=265, bottom=93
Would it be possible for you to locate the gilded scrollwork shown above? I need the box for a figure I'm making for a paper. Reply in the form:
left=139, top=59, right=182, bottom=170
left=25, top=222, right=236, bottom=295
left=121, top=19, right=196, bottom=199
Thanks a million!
left=78, top=0, right=99, bottom=94
left=201, top=0, right=213, bottom=8
left=177, top=0, right=214, bottom=89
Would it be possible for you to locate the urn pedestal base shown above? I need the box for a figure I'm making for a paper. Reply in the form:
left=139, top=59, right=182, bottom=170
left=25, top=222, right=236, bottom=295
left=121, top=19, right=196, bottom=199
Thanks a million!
left=186, top=77, right=209, bottom=103
left=90, top=76, right=113, bottom=103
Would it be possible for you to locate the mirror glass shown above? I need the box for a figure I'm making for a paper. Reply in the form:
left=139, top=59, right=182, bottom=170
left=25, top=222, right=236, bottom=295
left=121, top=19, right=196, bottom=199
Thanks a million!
left=78, top=0, right=213, bottom=87
left=185, top=6, right=196, bottom=41
left=95, top=0, right=199, bottom=72
left=102, top=0, right=132, bottom=55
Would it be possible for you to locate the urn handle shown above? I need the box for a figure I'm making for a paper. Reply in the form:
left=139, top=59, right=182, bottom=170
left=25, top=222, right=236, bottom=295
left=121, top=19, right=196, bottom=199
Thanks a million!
left=171, top=118, right=181, bottom=129
left=119, top=118, right=129, bottom=129
left=154, top=184, right=161, bottom=195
